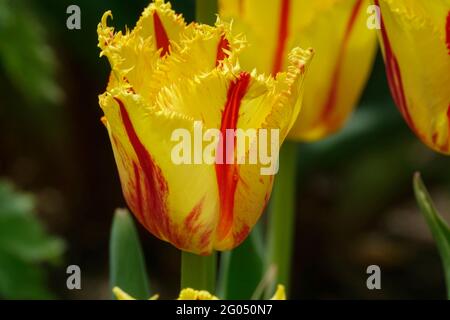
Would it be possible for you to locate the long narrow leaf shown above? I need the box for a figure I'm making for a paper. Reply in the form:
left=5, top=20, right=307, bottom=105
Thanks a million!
left=413, top=173, right=450, bottom=299
left=109, top=209, right=150, bottom=299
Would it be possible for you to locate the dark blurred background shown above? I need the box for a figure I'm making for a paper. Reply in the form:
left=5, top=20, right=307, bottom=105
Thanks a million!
left=0, top=0, right=449, bottom=299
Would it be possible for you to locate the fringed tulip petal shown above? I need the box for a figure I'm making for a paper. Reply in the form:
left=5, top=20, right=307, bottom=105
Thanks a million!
left=98, top=0, right=313, bottom=254
left=100, top=88, right=220, bottom=254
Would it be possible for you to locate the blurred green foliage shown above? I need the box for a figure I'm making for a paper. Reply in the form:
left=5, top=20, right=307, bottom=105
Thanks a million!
left=0, top=181, right=65, bottom=299
left=0, top=0, right=62, bottom=105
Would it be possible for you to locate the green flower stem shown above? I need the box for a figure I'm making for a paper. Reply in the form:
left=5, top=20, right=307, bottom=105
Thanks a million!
left=266, top=141, right=298, bottom=296
left=181, top=251, right=216, bottom=292
left=195, top=0, right=218, bottom=25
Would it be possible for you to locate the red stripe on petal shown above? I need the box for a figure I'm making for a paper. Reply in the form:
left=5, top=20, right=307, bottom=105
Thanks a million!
left=317, top=0, right=363, bottom=126
left=446, top=11, right=450, bottom=55
left=238, top=0, right=245, bottom=16
left=200, top=230, right=213, bottom=251
left=375, top=0, right=417, bottom=133
left=432, top=132, right=439, bottom=145
left=215, top=72, right=251, bottom=241
left=123, top=77, right=136, bottom=94
left=216, top=35, right=230, bottom=66
left=233, top=224, right=249, bottom=247
left=434, top=106, right=450, bottom=153
left=115, top=97, right=171, bottom=240
left=272, top=0, right=290, bottom=75
left=444, top=104, right=450, bottom=152
left=153, top=11, right=170, bottom=57
left=133, top=162, right=145, bottom=222
left=184, top=199, right=204, bottom=235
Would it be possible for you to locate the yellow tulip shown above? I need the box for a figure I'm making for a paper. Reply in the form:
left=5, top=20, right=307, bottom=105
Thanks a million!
left=97, top=0, right=313, bottom=254
left=374, top=0, right=450, bottom=154
left=219, top=0, right=377, bottom=141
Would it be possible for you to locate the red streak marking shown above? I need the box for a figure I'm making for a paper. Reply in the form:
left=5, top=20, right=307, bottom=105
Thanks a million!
left=300, top=63, right=305, bottom=74
left=375, top=0, right=416, bottom=132
left=215, top=72, right=251, bottom=240
left=123, top=77, right=135, bottom=94
left=435, top=106, right=450, bottom=153
left=446, top=12, right=450, bottom=55
left=115, top=97, right=170, bottom=240
left=233, top=224, right=249, bottom=247
left=238, top=0, right=244, bottom=16
left=184, top=199, right=204, bottom=235
left=272, top=0, right=290, bottom=75
left=216, top=35, right=230, bottom=66
left=318, top=0, right=363, bottom=125
left=432, top=132, right=439, bottom=145
left=445, top=104, right=450, bottom=152
left=153, top=12, right=170, bottom=57
left=264, top=191, right=270, bottom=205
left=133, top=162, right=144, bottom=222
left=199, top=230, right=212, bottom=250
left=111, top=135, right=129, bottom=170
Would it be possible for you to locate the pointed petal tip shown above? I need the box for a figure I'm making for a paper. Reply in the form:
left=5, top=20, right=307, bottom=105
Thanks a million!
left=271, top=284, right=286, bottom=300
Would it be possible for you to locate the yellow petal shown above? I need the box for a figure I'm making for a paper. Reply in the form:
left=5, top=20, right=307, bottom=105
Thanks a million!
left=97, top=9, right=166, bottom=96
left=270, top=284, right=286, bottom=300
left=219, top=0, right=281, bottom=74
left=99, top=5, right=246, bottom=109
left=214, top=47, right=313, bottom=249
left=112, top=287, right=135, bottom=300
left=98, top=0, right=188, bottom=99
left=98, top=0, right=186, bottom=60
left=375, top=0, right=450, bottom=153
left=100, top=87, right=220, bottom=254
left=149, top=49, right=311, bottom=250
left=112, top=287, right=159, bottom=300
left=157, top=19, right=246, bottom=81
left=133, top=0, right=186, bottom=56
left=178, top=288, right=219, bottom=300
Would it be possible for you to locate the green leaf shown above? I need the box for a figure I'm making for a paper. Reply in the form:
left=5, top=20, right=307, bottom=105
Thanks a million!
left=0, top=181, right=34, bottom=216
left=0, top=250, right=54, bottom=299
left=0, top=180, right=65, bottom=299
left=217, top=223, right=264, bottom=299
left=413, top=173, right=450, bottom=299
left=0, top=214, right=64, bottom=263
left=0, top=0, right=62, bottom=105
left=109, top=208, right=150, bottom=299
